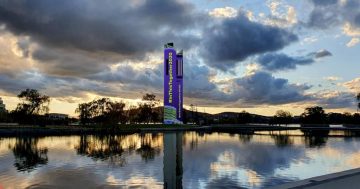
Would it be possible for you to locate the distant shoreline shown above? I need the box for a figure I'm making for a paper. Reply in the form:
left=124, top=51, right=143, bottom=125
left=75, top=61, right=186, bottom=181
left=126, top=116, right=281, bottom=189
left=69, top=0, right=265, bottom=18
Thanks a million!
left=0, top=124, right=360, bottom=137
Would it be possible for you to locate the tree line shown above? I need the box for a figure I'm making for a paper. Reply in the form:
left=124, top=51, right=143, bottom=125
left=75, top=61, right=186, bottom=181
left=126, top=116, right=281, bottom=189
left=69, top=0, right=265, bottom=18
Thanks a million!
left=75, top=93, right=162, bottom=125
left=0, top=89, right=360, bottom=126
left=270, top=106, right=360, bottom=126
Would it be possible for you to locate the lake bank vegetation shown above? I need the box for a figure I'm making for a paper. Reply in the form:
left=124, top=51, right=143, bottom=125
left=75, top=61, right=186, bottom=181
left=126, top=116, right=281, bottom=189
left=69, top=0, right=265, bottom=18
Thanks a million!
left=0, top=89, right=359, bottom=127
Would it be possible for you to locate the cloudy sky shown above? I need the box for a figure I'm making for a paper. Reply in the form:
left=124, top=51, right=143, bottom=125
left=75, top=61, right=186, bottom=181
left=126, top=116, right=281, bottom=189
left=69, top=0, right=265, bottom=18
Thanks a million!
left=0, top=0, right=359, bottom=116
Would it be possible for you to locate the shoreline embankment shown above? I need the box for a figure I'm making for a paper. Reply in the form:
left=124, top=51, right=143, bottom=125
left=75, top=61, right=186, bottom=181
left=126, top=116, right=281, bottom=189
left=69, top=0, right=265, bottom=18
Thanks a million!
left=0, top=124, right=360, bottom=137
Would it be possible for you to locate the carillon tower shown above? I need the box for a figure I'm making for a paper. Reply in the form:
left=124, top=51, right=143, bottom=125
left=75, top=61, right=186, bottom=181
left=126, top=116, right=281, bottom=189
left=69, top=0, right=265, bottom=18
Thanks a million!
left=164, top=43, right=183, bottom=124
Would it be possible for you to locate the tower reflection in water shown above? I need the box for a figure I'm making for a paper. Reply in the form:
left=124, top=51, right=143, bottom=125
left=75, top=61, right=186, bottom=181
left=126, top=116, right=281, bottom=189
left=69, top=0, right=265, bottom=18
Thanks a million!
left=163, top=132, right=183, bottom=189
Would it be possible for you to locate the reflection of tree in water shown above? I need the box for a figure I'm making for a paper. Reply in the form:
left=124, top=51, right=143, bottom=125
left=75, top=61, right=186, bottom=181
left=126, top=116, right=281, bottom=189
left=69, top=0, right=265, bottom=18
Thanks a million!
left=272, top=135, right=293, bottom=147
left=270, top=131, right=293, bottom=147
left=224, top=131, right=254, bottom=144
left=76, top=134, right=162, bottom=164
left=136, top=133, right=160, bottom=162
left=188, top=132, right=199, bottom=150
left=75, top=135, right=125, bottom=166
left=238, top=133, right=253, bottom=143
left=127, top=140, right=137, bottom=154
left=11, top=137, right=48, bottom=172
left=301, top=130, right=329, bottom=148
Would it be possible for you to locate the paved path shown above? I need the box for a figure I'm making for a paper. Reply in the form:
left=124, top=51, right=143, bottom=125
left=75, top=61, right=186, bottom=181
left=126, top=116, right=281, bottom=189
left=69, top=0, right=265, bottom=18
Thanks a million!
left=269, top=168, right=360, bottom=189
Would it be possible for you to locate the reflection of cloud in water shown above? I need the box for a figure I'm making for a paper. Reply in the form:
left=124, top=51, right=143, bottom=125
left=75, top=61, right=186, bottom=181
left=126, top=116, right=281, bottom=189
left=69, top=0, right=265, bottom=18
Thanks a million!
left=28, top=168, right=103, bottom=188
left=2, top=133, right=360, bottom=188
left=185, top=142, right=305, bottom=174
left=246, top=170, right=262, bottom=188
left=206, top=176, right=247, bottom=189
left=183, top=133, right=307, bottom=188
left=0, top=135, right=164, bottom=189
left=106, top=174, right=162, bottom=188
left=345, top=152, right=360, bottom=167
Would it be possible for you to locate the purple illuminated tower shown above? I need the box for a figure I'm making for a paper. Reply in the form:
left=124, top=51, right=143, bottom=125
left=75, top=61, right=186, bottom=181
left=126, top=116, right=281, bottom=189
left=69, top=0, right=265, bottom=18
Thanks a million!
left=164, top=43, right=183, bottom=124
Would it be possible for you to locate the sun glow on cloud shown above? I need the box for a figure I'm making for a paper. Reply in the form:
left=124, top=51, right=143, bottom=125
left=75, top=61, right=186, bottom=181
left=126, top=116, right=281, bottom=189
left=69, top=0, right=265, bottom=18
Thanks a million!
left=209, top=7, right=238, bottom=18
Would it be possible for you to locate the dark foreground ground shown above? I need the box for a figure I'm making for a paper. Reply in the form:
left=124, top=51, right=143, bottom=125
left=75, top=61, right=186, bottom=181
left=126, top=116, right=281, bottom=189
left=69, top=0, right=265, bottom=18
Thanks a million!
left=1, top=124, right=360, bottom=137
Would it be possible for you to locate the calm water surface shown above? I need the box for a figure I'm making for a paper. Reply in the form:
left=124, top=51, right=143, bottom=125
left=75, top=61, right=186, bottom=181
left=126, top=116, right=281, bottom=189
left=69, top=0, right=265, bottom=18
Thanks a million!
left=1, top=130, right=360, bottom=188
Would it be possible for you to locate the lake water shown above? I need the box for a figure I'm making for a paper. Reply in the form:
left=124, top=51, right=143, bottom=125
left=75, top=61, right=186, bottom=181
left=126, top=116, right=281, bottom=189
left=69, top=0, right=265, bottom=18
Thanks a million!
left=1, top=130, right=360, bottom=188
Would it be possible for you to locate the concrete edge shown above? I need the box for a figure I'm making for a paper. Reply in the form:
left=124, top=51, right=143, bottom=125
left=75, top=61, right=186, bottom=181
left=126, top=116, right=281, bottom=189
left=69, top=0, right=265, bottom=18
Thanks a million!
left=267, top=168, right=360, bottom=189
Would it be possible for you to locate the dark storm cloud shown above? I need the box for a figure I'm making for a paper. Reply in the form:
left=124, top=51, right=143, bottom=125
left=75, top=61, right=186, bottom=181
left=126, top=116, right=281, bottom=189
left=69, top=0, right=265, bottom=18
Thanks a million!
left=201, top=13, right=298, bottom=71
left=182, top=58, right=222, bottom=100
left=315, top=92, right=356, bottom=109
left=92, top=63, right=163, bottom=91
left=32, top=46, right=110, bottom=77
left=257, top=53, right=313, bottom=71
left=312, top=49, right=332, bottom=58
left=0, top=70, right=115, bottom=99
left=311, top=0, right=338, bottom=6
left=0, top=0, right=200, bottom=56
left=307, top=0, right=360, bottom=30
left=355, top=14, right=360, bottom=26
left=231, top=71, right=311, bottom=105
left=257, top=49, right=332, bottom=71
left=307, top=4, right=341, bottom=29
left=0, top=72, right=47, bottom=93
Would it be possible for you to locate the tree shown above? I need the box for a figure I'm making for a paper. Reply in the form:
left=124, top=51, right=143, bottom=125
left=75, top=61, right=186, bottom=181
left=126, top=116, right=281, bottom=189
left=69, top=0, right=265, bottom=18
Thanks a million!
left=138, top=93, right=160, bottom=123
left=75, top=102, right=92, bottom=125
left=237, top=111, right=252, bottom=124
left=76, top=98, right=127, bottom=125
left=328, top=112, right=345, bottom=124
left=11, top=89, right=50, bottom=125
left=272, top=110, right=292, bottom=126
left=189, top=104, right=199, bottom=124
left=301, top=106, right=327, bottom=124
left=104, top=101, right=127, bottom=124
left=0, top=110, right=10, bottom=122
left=353, top=113, right=360, bottom=124
left=127, top=105, right=139, bottom=124
left=142, top=93, right=159, bottom=108
left=15, top=89, right=50, bottom=115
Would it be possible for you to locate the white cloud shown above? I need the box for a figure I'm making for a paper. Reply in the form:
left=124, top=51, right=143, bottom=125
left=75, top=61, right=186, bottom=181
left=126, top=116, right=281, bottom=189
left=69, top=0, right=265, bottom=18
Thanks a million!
left=286, top=6, right=297, bottom=25
left=0, top=32, right=34, bottom=76
left=343, top=77, right=360, bottom=93
left=343, top=22, right=360, bottom=47
left=312, top=90, right=355, bottom=109
left=343, top=22, right=360, bottom=37
left=245, top=63, right=260, bottom=76
left=346, top=38, right=360, bottom=47
left=262, top=1, right=297, bottom=27
left=209, top=7, right=237, bottom=18
left=324, top=76, right=342, bottom=82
